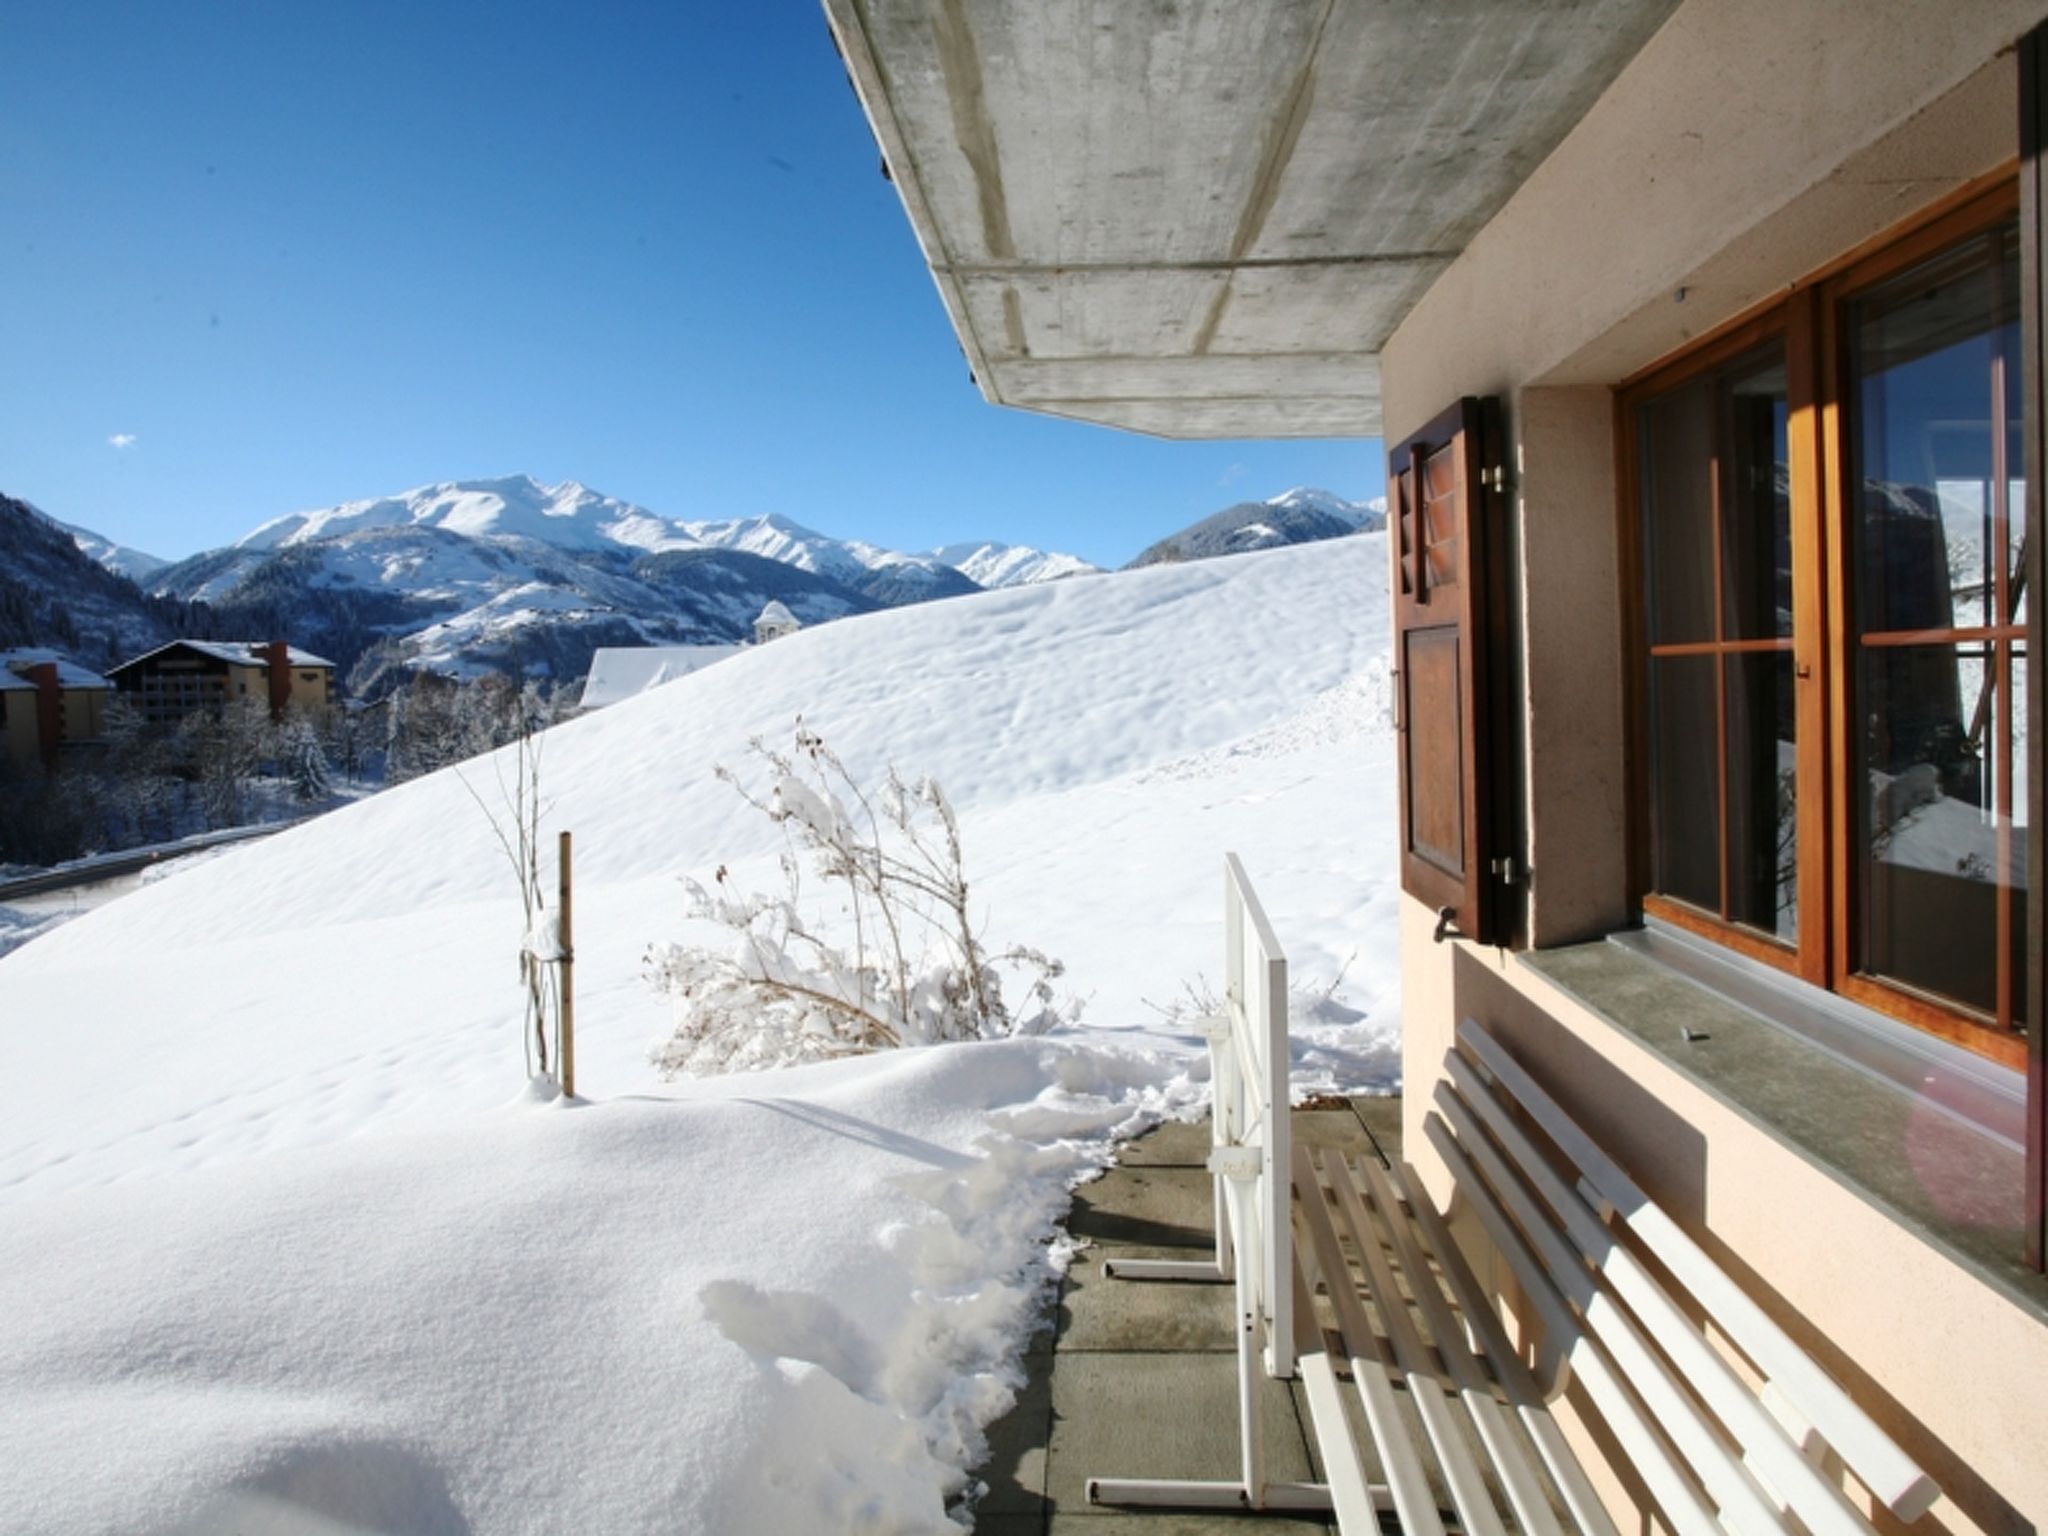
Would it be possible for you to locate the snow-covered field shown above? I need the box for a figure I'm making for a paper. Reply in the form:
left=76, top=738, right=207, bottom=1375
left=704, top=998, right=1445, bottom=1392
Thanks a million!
left=0, top=536, right=1400, bottom=1534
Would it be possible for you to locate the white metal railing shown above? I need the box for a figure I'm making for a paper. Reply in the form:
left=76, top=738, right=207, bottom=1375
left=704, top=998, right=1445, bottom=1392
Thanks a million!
left=1091, top=853, right=1310, bottom=1513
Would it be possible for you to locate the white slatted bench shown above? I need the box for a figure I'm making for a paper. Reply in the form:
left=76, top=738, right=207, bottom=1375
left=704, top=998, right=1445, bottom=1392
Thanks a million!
left=1088, top=857, right=1945, bottom=1535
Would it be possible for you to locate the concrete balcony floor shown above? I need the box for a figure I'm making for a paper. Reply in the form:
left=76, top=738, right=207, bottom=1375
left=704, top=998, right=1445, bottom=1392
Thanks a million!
left=973, top=1098, right=1403, bottom=1535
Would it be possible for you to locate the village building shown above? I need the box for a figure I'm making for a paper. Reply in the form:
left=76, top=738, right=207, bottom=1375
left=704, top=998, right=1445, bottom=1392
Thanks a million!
left=752, top=600, right=802, bottom=645
left=0, top=650, right=111, bottom=770
left=828, top=2, right=2048, bottom=1528
left=576, top=643, right=742, bottom=711
left=106, top=641, right=335, bottom=728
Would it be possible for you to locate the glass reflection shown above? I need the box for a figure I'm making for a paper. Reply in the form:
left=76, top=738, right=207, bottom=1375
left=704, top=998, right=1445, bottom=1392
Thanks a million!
left=1858, top=644, right=2008, bottom=1016
left=1727, top=652, right=1797, bottom=941
left=1651, top=656, right=1718, bottom=913
left=1848, top=217, right=2024, bottom=1026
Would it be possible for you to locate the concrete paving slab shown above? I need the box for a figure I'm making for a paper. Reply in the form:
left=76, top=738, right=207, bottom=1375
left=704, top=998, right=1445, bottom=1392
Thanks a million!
left=1291, top=1108, right=1379, bottom=1159
left=978, top=1360, right=1053, bottom=1516
left=1114, top=1119, right=1212, bottom=1168
left=1067, top=1166, right=1216, bottom=1250
left=1054, top=1243, right=1235, bottom=1354
left=1043, top=1351, right=1314, bottom=1511
left=967, top=1098, right=1406, bottom=1535
left=1348, top=1094, right=1403, bottom=1163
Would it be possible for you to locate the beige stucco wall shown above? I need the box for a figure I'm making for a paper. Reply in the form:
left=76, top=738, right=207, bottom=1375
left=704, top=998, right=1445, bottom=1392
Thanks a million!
left=1381, top=0, right=2042, bottom=442
left=1379, top=3, right=2048, bottom=1531
left=1402, top=902, right=2047, bottom=1533
left=222, top=661, right=333, bottom=714
left=288, top=670, right=333, bottom=712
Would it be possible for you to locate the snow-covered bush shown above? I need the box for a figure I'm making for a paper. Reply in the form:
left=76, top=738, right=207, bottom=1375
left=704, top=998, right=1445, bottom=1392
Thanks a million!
left=647, top=725, right=1076, bottom=1076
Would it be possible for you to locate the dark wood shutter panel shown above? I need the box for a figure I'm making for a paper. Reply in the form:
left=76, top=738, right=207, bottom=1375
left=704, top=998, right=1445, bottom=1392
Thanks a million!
left=1391, top=396, right=1504, bottom=945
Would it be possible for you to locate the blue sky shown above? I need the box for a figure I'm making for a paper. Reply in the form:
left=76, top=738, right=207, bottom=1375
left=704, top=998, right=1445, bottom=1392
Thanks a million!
left=0, top=3, right=1383, bottom=571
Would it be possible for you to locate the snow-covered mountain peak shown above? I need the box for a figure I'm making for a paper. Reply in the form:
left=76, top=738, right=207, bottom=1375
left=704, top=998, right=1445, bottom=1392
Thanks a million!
left=235, top=475, right=700, bottom=558
left=1264, top=486, right=1384, bottom=529
left=929, top=541, right=1101, bottom=588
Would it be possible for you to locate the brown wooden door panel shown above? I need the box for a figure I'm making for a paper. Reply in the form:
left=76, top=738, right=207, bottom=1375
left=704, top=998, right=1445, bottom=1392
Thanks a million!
left=1390, top=396, right=1504, bottom=945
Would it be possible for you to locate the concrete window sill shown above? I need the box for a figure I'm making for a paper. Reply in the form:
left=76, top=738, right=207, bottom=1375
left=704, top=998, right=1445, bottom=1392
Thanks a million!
left=1517, top=927, right=2047, bottom=1320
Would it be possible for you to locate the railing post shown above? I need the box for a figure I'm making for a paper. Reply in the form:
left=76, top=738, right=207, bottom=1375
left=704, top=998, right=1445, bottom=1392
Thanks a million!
left=558, top=829, right=575, bottom=1099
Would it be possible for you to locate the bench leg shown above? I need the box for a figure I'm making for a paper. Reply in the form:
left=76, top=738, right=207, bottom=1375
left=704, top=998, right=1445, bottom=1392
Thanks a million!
left=1085, top=1478, right=1364, bottom=1511
left=1099, top=1255, right=1228, bottom=1281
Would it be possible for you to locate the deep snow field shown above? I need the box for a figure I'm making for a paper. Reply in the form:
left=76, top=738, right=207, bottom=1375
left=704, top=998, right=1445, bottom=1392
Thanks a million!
left=0, top=535, right=1400, bottom=1535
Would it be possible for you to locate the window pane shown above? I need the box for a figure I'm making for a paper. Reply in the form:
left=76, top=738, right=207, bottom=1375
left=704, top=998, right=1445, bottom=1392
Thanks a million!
left=1639, top=342, right=1789, bottom=645
left=1650, top=655, right=1719, bottom=911
left=1640, top=379, right=1716, bottom=645
left=1851, top=224, right=2020, bottom=637
left=1726, top=652, right=1797, bottom=941
left=1856, top=642, right=2013, bottom=1018
left=1721, top=354, right=1791, bottom=641
left=1848, top=217, right=2023, bottom=1028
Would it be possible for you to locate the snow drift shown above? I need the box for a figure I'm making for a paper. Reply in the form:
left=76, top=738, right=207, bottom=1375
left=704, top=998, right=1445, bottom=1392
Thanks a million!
left=0, top=535, right=1400, bottom=1533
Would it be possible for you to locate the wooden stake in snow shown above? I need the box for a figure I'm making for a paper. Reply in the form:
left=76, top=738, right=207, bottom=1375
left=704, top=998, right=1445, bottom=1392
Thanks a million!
left=558, top=830, right=575, bottom=1099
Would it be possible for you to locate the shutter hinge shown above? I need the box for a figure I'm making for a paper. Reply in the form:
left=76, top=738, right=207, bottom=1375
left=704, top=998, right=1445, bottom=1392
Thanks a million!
left=1481, top=465, right=1508, bottom=493
left=1492, top=855, right=1521, bottom=886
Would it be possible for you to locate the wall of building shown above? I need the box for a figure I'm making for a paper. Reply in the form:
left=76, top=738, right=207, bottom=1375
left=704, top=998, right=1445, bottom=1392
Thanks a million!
left=60, top=689, right=105, bottom=745
left=1379, top=3, right=2048, bottom=1530
left=1401, top=900, right=2047, bottom=1533
left=0, top=692, right=37, bottom=767
left=286, top=669, right=333, bottom=712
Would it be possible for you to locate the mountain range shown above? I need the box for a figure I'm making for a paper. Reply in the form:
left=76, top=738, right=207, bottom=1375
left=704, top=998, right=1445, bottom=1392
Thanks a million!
left=2, top=477, right=1378, bottom=696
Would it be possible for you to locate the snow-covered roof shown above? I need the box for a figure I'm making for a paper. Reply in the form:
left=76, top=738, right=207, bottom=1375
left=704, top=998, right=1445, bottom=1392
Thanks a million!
left=577, top=645, right=742, bottom=709
left=755, top=600, right=800, bottom=630
left=0, top=651, right=113, bottom=691
left=111, top=640, right=337, bottom=673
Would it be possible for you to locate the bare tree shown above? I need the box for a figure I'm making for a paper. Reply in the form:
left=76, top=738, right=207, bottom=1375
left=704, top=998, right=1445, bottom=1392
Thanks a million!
left=457, top=713, right=561, bottom=1082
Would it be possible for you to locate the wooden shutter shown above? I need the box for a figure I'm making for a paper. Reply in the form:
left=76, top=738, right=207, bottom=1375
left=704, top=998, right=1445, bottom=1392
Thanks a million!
left=1390, top=396, right=1505, bottom=946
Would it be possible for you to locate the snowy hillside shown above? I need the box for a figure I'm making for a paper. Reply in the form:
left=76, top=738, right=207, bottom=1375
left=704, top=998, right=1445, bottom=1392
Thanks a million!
left=0, top=494, right=184, bottom=663
left=0, top=536, right=1398, bottom=1533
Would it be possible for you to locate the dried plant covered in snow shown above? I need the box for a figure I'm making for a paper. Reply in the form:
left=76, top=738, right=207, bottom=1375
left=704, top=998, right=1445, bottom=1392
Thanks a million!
left=457, top=711, right=562, bottom=1082
left=647, top=724, right=1076, bottom=1076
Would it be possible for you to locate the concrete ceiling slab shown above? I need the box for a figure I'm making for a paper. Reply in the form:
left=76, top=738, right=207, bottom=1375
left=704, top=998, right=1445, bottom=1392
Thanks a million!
left=825, top=0, right=1680, bottom=438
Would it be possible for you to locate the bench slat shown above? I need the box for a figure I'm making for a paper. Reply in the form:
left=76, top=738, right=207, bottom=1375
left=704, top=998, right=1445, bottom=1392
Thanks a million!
left=1349, top=1150, right=1573, bottom=1536
left=1315, top=1148, right=1512, bottom=1536
left=1425, top=1109, right=1740, bottom=1536
left=1445, top=1055, right=1872, bottom=1536
left=1436, top=1084, right=1806, bottom=1536
left=1292, top=1150, right=1448, bottom=1536
left=1455, top=1020, right=1938, bottom=1524
left=1388, top=1157, right=1622, bottom=1536
left=1289, top=1259, right=1387, bottom=1534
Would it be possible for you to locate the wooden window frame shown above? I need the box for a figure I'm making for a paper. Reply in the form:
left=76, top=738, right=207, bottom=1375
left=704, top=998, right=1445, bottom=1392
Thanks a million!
left=1620, top=172, right=2028, bottom=1072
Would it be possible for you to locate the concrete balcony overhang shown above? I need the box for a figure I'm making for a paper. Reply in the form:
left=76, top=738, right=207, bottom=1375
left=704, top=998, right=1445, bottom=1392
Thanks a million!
left=822, top=0, right=1680, bottom=439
